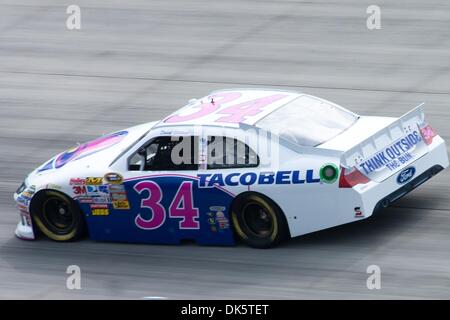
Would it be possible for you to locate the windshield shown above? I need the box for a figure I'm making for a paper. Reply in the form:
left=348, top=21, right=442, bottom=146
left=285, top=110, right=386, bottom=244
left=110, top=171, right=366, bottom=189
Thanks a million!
left=109, top=128, right=152, bottom=167
left=256, top=95, right=358, bottom=146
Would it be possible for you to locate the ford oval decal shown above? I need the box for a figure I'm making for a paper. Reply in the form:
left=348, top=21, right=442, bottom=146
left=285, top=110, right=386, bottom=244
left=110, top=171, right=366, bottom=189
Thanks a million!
left=397, top=167, right=416, bottom=184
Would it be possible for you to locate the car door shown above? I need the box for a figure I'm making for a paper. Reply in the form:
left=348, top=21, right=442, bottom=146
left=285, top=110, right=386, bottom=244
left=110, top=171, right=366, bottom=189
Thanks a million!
left=198, top=134, right=261, bottom=232
left=89, top=134, right=236, bottom=245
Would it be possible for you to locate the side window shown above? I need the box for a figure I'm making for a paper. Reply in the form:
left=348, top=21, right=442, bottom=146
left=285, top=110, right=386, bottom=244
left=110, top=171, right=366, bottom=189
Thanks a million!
left=129, top=136, right=198, bottom=171
left=207, top=136, right=259, bottom=169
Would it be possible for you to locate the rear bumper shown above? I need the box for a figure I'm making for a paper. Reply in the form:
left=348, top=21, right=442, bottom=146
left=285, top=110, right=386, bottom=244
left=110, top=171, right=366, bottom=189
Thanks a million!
left=354, top=136, right=449, bottom=217
left=372, top=164, right=444, bottom=212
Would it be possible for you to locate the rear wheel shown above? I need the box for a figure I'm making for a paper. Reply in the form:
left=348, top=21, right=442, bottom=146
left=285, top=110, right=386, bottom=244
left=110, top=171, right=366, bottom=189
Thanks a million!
left=32, top=190, right=85, bottom=241
left=231, top=193, right=290, bottom=248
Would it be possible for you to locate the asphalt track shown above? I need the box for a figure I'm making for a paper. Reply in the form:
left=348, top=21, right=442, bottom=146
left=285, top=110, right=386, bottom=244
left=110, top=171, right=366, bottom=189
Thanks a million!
left=1, top=0, right=450, bottom=299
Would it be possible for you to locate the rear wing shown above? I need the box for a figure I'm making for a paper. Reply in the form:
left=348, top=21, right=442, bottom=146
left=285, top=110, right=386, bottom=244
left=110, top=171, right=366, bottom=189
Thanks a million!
left=341, top=103, right=426, bottom=169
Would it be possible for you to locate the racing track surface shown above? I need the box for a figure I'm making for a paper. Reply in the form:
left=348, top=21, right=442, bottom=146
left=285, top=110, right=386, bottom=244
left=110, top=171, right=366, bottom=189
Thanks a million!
left=1, top=0, right=450, bottom=299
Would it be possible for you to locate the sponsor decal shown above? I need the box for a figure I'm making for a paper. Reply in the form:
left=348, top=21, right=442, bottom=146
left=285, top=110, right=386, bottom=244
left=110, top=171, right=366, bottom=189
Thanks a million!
left=86, top=177, right=104, bottom=185
left=112, top=200, right=130, bottom=210
left=16, top=190, right=33, bottom=215
left=90, top=204, right=109, bottom=216
left=91, top=204, right=108, bottom=209
left=77, top=193, right=111, bottom=204
left=320, top=164, right=339, bottom=184
left=197, top=170, right=320, bottom=188
left=108, top=184, right=129, bottom=209
left=16, top=195, right=31, bottom=206
left=70, top=178, right=86, bottom=186
left=17, top=203, right=28, bottom=212
left=91, top=197, right=111, bottom=204
left=215, top=211, right=230, bottom=230
left=19, top=185, right=36, bottom=200
left=358, top=131, right=422, bottom=175
left=86, top=185, right=110, bottom=197
left=397, top=167, right=416, bottom=184
left=104, top=172, right=123, bottom=184
left=109, top=184, right=126, bottom=192
left=17, top=200, right=31, bottom=224
left=22, top=190, right=35, bottom=199
left=207, top=206, right=230, bottom=231
left=111, top=192, right=127, bottom=201
left=78, top=197, right=94, bottom=204
left=207, top=212, right=217, bottom=232
left=354, top=207, right=364, bottom=218
left=72, top=185, right=87, bottom=196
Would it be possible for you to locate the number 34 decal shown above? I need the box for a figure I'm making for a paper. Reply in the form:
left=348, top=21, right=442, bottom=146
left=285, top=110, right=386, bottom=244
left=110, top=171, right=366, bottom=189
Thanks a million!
left=134, top=181, right=200, bottom=230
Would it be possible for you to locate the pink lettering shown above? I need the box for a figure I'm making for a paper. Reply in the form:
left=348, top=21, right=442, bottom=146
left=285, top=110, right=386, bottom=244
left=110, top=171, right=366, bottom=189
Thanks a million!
left=215, top=94, right=288, bottom=123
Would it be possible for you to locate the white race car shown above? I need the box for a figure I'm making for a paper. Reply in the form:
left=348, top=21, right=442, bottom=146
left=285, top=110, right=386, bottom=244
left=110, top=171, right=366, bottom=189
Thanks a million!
left=14, top=89, right=449, bottom=248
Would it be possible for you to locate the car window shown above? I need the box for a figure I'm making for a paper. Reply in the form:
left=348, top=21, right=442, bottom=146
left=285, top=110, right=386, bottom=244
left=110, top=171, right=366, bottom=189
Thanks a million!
left=207, top=136, right=259, bottom=169
left=256, top=95, right=358, bottom=146
left=129, top=136, right=199, bottom=171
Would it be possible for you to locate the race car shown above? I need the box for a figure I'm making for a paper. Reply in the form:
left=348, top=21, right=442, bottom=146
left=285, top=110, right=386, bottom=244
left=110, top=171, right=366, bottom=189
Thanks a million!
left=14, top=89, right=449, bottom=248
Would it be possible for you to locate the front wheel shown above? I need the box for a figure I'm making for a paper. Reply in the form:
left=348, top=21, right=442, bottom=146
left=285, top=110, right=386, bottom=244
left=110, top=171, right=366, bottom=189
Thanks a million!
left=231, top=193, right=290, bottom=248
left=31, top=190, right=85, bottom=241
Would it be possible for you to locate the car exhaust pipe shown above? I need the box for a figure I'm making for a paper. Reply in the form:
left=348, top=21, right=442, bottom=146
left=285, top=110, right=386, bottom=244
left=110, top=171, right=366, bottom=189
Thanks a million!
left=381, top=198, right=390, bottom=208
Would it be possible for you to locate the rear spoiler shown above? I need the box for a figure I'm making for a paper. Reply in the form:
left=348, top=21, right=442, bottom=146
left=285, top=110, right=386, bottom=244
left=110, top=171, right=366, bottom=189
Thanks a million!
left=340, top=103, right=426, bottom=169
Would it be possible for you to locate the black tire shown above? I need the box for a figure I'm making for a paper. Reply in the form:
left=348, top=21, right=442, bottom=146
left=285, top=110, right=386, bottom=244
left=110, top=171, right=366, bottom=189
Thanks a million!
left=231, top=193, right=290, bottom=248
left=31, top=190, right=85, bottom=242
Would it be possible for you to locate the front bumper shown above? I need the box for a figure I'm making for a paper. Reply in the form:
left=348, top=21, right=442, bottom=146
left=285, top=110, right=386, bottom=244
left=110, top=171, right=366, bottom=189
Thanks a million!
left=13, top=187, right=36, bottom=241
left=15, top=222, right=35, bottom=240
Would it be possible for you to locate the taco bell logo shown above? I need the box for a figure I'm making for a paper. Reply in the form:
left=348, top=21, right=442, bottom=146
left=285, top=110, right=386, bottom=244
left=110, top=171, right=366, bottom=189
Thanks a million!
left=397, top=167, right=415, bottom=184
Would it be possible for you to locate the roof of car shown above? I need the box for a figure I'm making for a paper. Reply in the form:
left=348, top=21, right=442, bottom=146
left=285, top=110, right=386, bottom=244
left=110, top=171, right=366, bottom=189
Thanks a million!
left=155, top=88, right=303, bottom=128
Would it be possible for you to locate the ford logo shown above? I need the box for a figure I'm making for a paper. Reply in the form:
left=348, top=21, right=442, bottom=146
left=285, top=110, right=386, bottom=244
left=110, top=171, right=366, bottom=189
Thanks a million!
left=397, top=167, right=416, bottom=184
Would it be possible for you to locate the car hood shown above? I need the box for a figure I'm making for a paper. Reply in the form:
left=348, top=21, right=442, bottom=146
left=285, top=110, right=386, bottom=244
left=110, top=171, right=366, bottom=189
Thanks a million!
left=26, top=121, right=157, bottom=184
